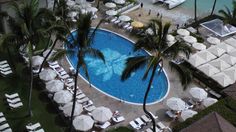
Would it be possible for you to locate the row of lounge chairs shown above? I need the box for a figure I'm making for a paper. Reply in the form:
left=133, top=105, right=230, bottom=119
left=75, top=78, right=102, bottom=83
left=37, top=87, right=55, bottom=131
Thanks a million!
left=106, top=16, right=133, bottom=32
left=129, top=112, right=157, bottom=130
left=26, top=122, right=44, bottom=132
left=48, top=61, right=70, bottom=80
left=5, top=93, right=23, bottom=109
left=0, top=60, right=13, bottom=76
left=0, top=112, right=12, bottom=132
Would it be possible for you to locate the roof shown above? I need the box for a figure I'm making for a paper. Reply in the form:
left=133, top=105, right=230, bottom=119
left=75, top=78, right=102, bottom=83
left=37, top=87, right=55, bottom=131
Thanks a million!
left=181, top=112, right=236, bottom=132
left=223, top=84, right=236, bottom=100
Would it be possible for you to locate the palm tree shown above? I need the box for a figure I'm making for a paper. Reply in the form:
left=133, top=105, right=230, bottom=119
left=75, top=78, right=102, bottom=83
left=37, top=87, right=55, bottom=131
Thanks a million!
left=121, top=19, right=192, bottom=132
left=210, top=0, right=217, bottom=15
left=194, top=0, right=197, bottom=21
left=219, top=0, right=236, bottom=26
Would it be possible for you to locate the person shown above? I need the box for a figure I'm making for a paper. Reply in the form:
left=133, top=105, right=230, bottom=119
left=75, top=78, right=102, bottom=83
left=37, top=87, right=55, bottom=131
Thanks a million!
left=140, top=2, right=143, bottom=8
left=148, top=9, right=151, bottom=15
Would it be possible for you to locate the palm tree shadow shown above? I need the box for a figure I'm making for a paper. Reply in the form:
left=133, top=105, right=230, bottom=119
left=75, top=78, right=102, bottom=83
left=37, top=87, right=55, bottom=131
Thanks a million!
left=38, top=92, right=51, bottom=103
left=46, top=102, right=60, bottom=114
left=54, top=114, right=68, bottom=127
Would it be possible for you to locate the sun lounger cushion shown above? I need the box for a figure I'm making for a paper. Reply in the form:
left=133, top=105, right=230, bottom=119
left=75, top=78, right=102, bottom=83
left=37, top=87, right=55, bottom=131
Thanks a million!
left=7, top=97, right=21, bottom=104
left=0, top=64, right=10, bottom=68
left=135, top=118, right=145, bottom=126
left=0, top=123, right=9, bottom=131
left=0, top=112, right=4, bottom=117
left=129, top=121, right=141, bottom=130
left=5, top=93, right=19, bottom=99
left=1, top=70, right=13, bottom=75
left=9, top=102, right=23, bottom=108
left=0, top=60, right=7, bottom=65
left=112, top=116, right=125, bottom=123
left=0, top=117, right=6, bottom=123
left=76, top=94, right=86, bottom=99
left=29, top=128, right=45, bottom=132
left=157, top=122, right=166, bottom=129
left=146, top=128, right=153, bottom=132
left=26, top=123, right=41, bottom=130
left=0, top=67, right=11, bottom=72
left=141, top=115, right=151, bottom=123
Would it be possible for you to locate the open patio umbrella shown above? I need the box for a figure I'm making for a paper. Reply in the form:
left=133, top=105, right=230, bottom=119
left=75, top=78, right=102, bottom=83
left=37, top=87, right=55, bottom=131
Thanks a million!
left=166, top=97, right=186, bottom=111
left=207, top=37, right=220, bottom=45
left=73, top=115, right=94, bottom=131
left=179, top=109, right=198, bottom=122
left=209, top=59, right=231, bottom=71
left=183, top=36, right=197, bottom=44
left=212, top=72, right=234, bottom=87
left=198, top=63, right=220, bottom=76
left=114, top=0, right=125, bottom=5
left=220, top=54, right=236, bottom=65
left=203, top=97, right=218, bottom=107
left=196, top=50, right=217, bottom=62
left=39, top=69, right=57, bottom=81
left=131, top=21, right=144, bottom=28
left=61, top=102, right=83, bottom=117
left=92, top=106, right=112, bottom=123
left=188, top=54, right=207, bottom=67
left=192, top=43, right=206, bottom=51
left=32, top=56, right=44, bottom=67
left=217, top=43, right=235, bottom=53
left=118, top=15, right=131, bottom=22
left=53, top=90, right=73, bottom=104
left=45, top=80, right=64, bottom=93
left=105, top=10, right=117, bottom=16
left=166, top=34, right=175, bottom=42
left=207, top=46, right=226, bottom=57
left=223, top=67, right=236, bottom=81
left=177, top=29, right=190, bottom=36
left=105, top=2, right=116, bottom=8
left=86, top=7, right=98, bottom=13
left=189, top=87, right=208, bottom=102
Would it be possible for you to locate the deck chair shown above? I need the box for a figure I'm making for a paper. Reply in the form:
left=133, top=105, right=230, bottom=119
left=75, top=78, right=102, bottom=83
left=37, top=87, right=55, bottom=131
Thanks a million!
left=141, top=115, right=151, bottom=123
left=0, top=60, right=7, bottom=65
left=0, top=64, right=10, bottom=69
left=84, top=105, right=96, bottom=112
left=9, top=102, right=23, bottom=109
left=129, top=121, right=141, bottom=130
left=1, top=70, right=13, bottom=75
left=77, top=97, right=89, bottom=103
left=59, top=70, right=67, bottom=76
left=26, top=123, right=41, bottom=131
left=29, top=128, right=45, bottom=132
left=149, top=112, right=158, bottom=119
left=0, top=123, right=9, bottom=131
left=7, top=97, right=21, bottom=104
left=82, top=100, right=93, bottom=108
left=157, top=122, right=166, bottom=129
left=112, top=116, right=125, bottom=123
left=0, top=112, right=4, bottom=117
left=135, top=118, right=146, bottom=126
left=59, top=74, right=70, bottom=79
left=0, top=117, right=6, bottom=123
left=76, top=94, right=86, bottom=99
left=1, top=67, right=11, bottom=72
left=2, top=128, right=12, bottom=132
left=5, top=93, right=19, bottom=99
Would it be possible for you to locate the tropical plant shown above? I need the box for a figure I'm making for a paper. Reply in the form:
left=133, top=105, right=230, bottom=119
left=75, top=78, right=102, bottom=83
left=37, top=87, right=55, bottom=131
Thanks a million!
left=210, top=0, right=217, bottom=15
left=219, top=0, right=236, bottom=26
left=121, top=19, right=192, bottom=132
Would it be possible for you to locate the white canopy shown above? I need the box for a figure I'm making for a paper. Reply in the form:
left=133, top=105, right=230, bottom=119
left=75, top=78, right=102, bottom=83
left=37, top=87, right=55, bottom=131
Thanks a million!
left=114, top=0, right=125, bottom=4
left=86, top=7, right=98, bottom=13
left=223, top=67, right=236, bottom=81
left=212, top=72, right=234, bottom=87
left=188, top=54, right=207, bottom=67
left=207, top=46, right=226, bottom=57
left=53, top=90, right=73, bottom=104
left=105, top=2, right=116, bottom=8
left=203, top=97, right=218, bottom=107
left=166, top=97, right=186, bottom=111
left=216, top=42, right=235, bottom=53
left=105, top=10, right=117, bottom=16
left=32, top=56, right=44, bottom=67
left=209, top=59, right=231, bottom=71
left=177, top=29, right=190, bottom=36
left=207, top=37, right=221, bottom=45
left=220, top=54, right=236, bottom=65
left=197, top=50, right=217, bottom=62
left=224, top=37, right=236, bottom=48
left=39, top=69, right=57, bottom=81
left=45, top=80, right=64, bottom=93
left=61, top=102, right=83, bottom=117
left=183, top=36, right=197, bottom=44
left=92, top=106, right=113, bottom=123
left=189, top=87, right=208, bottom=102
left=198, top=63, right=220, bottom=76
left=73, top=115, right=94, bottom=131
left=118, top=15, right=131, bottom=22
left=179, top=109, right=198, bottom=122
left=192, top=43, right=206, bottom=51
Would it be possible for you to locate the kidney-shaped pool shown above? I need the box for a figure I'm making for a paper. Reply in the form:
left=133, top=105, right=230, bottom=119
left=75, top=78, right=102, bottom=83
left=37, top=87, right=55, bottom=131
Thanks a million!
left=66, top=29, right=169, bottom=105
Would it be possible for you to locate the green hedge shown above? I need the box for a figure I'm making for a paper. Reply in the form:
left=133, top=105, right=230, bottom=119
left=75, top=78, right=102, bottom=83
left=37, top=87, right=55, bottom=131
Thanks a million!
left=107, top=126, right=134, bottom=132
left=173, top=97, right=236, bottom=132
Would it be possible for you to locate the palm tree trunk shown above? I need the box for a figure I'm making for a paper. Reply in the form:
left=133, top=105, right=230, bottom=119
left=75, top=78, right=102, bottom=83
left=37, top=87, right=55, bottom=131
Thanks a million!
left=211, top=0, right=217, bottom=15
left=143, top=66, right=158, bottom=132
left=38, top=38, right=58, bottom=73
left=6, top=46, right=16, bottom=71
left=69, top=58, right=80, bottom=132
left=194, top=0, right=197, bottom=22
left=28, top=49, right=33, bottom=117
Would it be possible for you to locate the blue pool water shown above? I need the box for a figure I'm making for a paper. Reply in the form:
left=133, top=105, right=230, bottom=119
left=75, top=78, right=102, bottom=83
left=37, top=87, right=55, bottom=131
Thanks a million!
left=66, top=29, right=169, bottom=104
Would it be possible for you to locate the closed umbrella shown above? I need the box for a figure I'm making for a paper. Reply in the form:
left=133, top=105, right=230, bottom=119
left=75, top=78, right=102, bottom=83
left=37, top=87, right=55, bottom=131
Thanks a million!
left=207, top=46, right=226, bottom=57
left=203, top=97, right=218, bottom=107
left=118, top=15, right=131, bottom=22
left=183, top=36, right=197, bottom=44
left=209, top=59, right=231, bottom=71
left=105, top=10, right=117, bottom=16
left=61, top=102, right=83, bottom=117
left=192, top=43, right=206, bottom=51
left=114, top=0, right=125, bottom=4
left=73, top=115, right=94, bottom=131
left=177, top=29, right=190, bottom=36
left=179, top=109, right=198, bottom=122
left=39, top=69, right=57, bottom=81
left=105, top=2, right=116, bottom=8
left=46, top=80, right=64, bottom=93
left=198, top=63, right=220, bottom=76
left=92, top=106, right=112, bottom=123
left=212, top=72, right=234, bottom=87
left=32, top=56, right=44, bottom=67
left=53, top=90, right=73, bottom=104
left=166, top=97, right=186, bottom=111
left=131, top=21, right=144, bottom=28
left=220, top=54, right=236, bottom=65
left=189, top=87, right=208, bottom=102
left=207, top=37, right=220, bottom=45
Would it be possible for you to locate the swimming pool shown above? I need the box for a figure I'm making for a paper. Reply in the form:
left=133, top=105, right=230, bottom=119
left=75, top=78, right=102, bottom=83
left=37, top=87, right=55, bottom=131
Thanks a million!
left=66, top=29, right=169, bottom=105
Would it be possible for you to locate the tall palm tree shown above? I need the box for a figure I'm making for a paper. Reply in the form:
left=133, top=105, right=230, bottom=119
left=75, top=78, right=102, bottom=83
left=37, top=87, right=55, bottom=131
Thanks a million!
left=121, top=19, right=192, bottom=132
left=210, top=0, right=217, bottom=15
left=219, top=0, right=236, bottom=26
left=194, top=0, right=197, bottom=21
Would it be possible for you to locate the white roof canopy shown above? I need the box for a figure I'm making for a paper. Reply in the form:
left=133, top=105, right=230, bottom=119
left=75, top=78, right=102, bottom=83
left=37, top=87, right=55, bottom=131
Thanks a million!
left=212, top=72, right=234, bottom=87
left=196, top=50, right=217, bottom=62
left=220, top=54, right=236, bottom=65
left=209, top=59, right=231, bottom=71
left=198, top=63, right=220, bottom=76
left=207, top=46, right=226, bottom=57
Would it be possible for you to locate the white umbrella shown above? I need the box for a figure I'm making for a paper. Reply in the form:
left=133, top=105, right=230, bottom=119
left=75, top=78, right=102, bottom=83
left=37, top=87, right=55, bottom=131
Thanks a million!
left=207, top=37, right=221, bottom=45
left=192, top=43, right=206, bottom=51
left=188, top=54, right=207, bottom=67
left=105, top=10, right=117, bottom=16
left=203, top=97, right=218, bottom=107
left=220, top=54, right=236, bottom=65
left=114, top=0, right=125, bottom=5
left=216, top=42, right=235, bottom=53
left=61, top=102, right=83, bottom=117
left=118, top=15, right=131, bottom=22
left=179, top=109, right=198, bottom=122
left=43, top=49, right=56, bottom=58
left=92, top=106, right=112, bottom=123
left=46, top=80, right=64, bottom=93
left=105, top=2, right=116, bottom=8
left=166, top=97, right=186, bottom=111
left=32, top=56, right=44, bottom=67
left=197, top=50, right=217, bottom=62
left=177, top=29, right=190, bottom=36
left=86, top=7, right=98, bottom=13
left=167, top=34, right=175, bottom=42
left=73, top=115, right=94, bottom=131
left=224, top=37, right=236, bottom=48
left=53, top=90, right=73, bottom=104
left=198, top=63, right=220, bottom=76
left=223, top=67, right=236, bottom=81
left=212, top=72, right=234, bottom=87
left=207, top=46, right=226, bottom=57
left=183, top=36, right=197, bottom=44
left=189, top=87, right=208, bottom=102
left=209, top=59, right=231, bottom=71
left=39, top=69, right=57, bottom=81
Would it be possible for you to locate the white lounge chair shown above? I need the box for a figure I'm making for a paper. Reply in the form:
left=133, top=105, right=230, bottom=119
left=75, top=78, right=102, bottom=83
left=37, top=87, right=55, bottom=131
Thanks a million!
left=0, top=123, right=9, bottom=131
left=149, top=112, right=158, bottom=119
left=76, top=94, right=86, bottom=99
left=1, top=70, right=13, bottom=75
left=112, top=116, right=125, bottom=123
left=49, top=64, right=61, bottom=69
left=129, top=121, right=141, bottom=130
left=5, top=93, right=19, bottom=99
left=166, top=110, right=177, bottom=118
left=7, top=97, right=21, bottom=104
left=29, top=128, right=45, bottom=132
left=82, top=100, right=93, bottom=108
left=0, top=60, right=7, bottom=65
left=59, top=70, right=67, bottom=76
left=100, top=121, right=111, bottom=129
left=141, top=115, right=151, bottom=123
left=9, top=102, right=23, bottom=109
left=0, top=112, right=4, bottom=117
left=26, top=123, right=41, bottom=131
left=0, top=64, right=10, bottom=68
left=84, top=105, right=96, bottom=112
left=135, top=118, right=146, bottom=126
left=0, top=67, right=11, bottom=72
left=59, top=74, right=70, bottom=79
left=157, top=122, right=166, bottom=129
left=2, top=128, right=12, bottom=132
left=48, top=61, right=58, bottom=65
left=77, top=97, right=89, bottom=103
left=110, top=17, right=118, bottom=23
left=146, top=128, right=153, bottom=132
left=0, top=117, right=6, bottom=123
left=65, top=82, right=75, bottom=88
